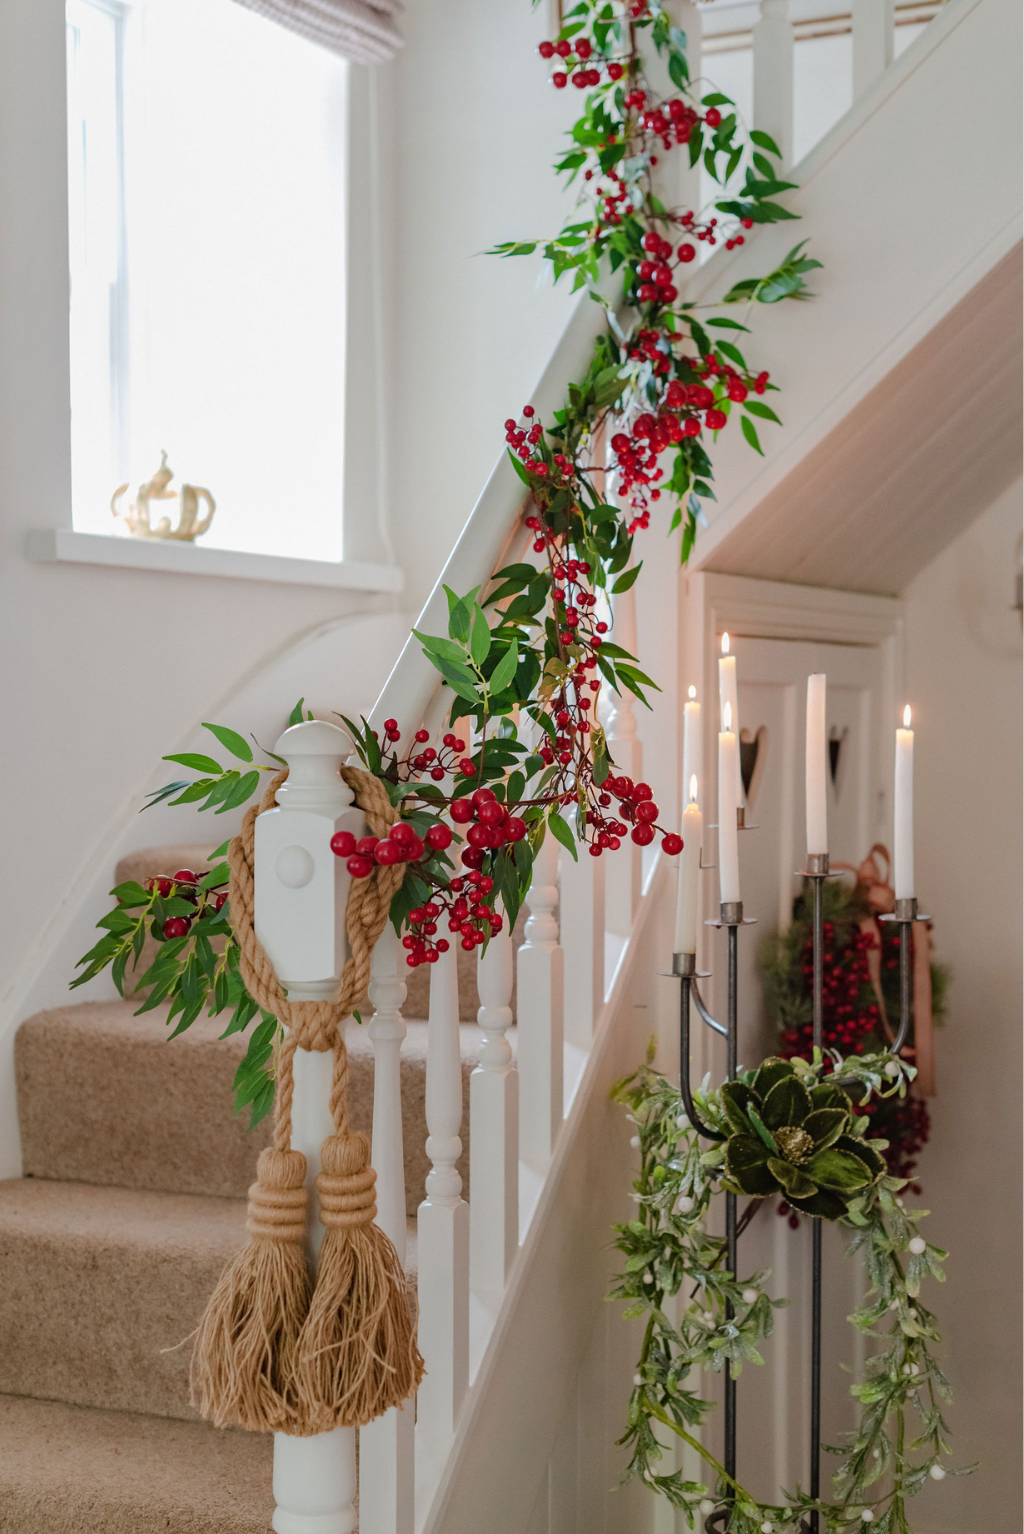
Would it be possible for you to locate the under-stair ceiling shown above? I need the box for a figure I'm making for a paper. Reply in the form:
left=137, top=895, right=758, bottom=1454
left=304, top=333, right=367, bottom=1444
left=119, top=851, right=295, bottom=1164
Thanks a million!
left=695, top=243, right=1022, bottom=596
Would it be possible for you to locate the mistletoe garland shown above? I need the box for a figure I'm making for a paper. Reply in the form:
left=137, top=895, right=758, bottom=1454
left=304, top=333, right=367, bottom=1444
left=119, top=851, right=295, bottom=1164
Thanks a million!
left=73, top=3, right=815, bottom=1122
left=611, top=1051, right=967, bottom=1531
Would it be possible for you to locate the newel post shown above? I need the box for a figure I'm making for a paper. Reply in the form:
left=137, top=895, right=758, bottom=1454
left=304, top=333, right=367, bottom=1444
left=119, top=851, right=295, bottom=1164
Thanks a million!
left=606, top=570, right=643, bottom=941
left=254, top=720, right=363, bottom=1534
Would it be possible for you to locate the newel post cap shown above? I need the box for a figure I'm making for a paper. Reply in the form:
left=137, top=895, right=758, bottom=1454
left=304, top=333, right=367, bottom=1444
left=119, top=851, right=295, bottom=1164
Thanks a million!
left=271, top=720, right=354, bottom=815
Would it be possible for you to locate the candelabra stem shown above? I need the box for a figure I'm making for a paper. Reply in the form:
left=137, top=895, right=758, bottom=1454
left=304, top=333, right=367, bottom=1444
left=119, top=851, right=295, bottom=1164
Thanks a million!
left=724, top=920, right=739, bottom=1491
left=808, top=869, right=826, bottom=1534
left=678, top=977, right=725, bottom=1143
left=895, top=918, right=911, bottom=1056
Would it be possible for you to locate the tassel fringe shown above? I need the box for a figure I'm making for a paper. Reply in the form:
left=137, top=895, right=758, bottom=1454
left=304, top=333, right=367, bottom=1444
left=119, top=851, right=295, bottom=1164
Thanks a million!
left=191, top=1148, right=313, bottom=1432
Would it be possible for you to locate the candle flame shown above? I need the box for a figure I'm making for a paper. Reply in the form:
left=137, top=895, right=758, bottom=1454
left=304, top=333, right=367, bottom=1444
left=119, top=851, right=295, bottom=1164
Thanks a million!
left=724, top=701, right=732, bottom=731
left=689, top=774, right=698, bottom=803
left=688, top=684, right=696, bottom=700
left=903, top=704, right=912, bottom=728
left=721, top=632, right=730, bottom=655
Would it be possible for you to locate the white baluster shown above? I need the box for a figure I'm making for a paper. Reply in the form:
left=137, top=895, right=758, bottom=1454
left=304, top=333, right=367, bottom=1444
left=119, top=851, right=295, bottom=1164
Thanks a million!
left=852, top=0, right=894, bottom=98
left=753, top=0, right=794, bottom=169
left=470, top=920, right=518, bottom=1297
left=359, top=924, right=414, bottom=1534
left=558, top=845, right=605, bottom=1047
left=517, top=830, right=564, bottom=1168
left=605, top=572, right=643, bottom=940
left=416, top=943, right=469, bottom=1478
left=254, top=720, right=363, bottom=1534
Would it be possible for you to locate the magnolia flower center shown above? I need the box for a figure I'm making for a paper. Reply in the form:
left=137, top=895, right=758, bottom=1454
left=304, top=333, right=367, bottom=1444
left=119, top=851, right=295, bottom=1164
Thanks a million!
left=773, top=1126, right=814, bottom=1165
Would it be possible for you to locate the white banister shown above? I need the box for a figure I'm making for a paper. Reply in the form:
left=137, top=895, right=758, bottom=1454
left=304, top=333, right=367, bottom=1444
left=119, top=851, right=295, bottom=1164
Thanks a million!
left=852, top=0, right=895, bottom=98
left=359, top=924, right=414, bottom=1534
left=470, top=919, right=518, bottom=1297
left=753, top=0, right=794, bottom=168
left=605, top=573, right=642, bottom=940
left=416, top=942, right=470, bottom=1467
left=254, top=720, right=363, bottom=1534
left=558, top=846, right=604, bottom=1047
left=517, top=829, right=564, bottom=1168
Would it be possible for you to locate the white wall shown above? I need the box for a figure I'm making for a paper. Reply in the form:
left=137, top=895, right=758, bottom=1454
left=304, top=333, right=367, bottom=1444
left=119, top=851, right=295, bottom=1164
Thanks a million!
left=901, top=479, right=1022, bottom=1534
left=376, top=0, right=582, bottom=613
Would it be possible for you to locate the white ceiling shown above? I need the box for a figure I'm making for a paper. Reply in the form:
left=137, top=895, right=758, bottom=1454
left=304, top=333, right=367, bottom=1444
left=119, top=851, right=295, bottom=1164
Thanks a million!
left=695, top=243, right=1022, bottom=595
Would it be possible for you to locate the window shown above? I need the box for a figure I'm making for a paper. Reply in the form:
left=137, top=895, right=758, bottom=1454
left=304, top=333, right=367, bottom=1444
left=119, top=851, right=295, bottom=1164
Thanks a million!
left=66, top=0, right=350, bottom=561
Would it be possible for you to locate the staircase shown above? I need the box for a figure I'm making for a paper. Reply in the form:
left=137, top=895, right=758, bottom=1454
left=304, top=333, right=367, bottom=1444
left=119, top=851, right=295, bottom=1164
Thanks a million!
left=0, top=0, right=1019, bottom=1529
left=0, top=846, right=490, bottom=1531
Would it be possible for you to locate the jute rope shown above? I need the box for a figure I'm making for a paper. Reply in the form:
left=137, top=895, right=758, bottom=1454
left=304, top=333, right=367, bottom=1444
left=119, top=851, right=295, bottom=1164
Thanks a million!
left=191, top=761, right=424, bottom=1435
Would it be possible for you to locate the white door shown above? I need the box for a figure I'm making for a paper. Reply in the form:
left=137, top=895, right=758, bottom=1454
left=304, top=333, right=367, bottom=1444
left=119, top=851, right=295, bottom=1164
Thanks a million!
left=682, top=575, right=902, bottom=1510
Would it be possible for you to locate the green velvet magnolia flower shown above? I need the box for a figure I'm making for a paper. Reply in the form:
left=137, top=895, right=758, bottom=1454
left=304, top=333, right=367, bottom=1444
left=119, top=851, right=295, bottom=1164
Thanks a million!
left=721, top=1057, right=886, bottom=1220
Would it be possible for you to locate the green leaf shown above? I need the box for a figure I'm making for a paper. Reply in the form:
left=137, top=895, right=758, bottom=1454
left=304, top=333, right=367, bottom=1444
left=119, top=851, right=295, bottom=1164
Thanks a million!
left=720, top=1080, right=757, bottom=1136
left=724, top=1135, right=776, bottom=1197
left=162, top=752, right=224, bottom=775
left=288, top=698, right=306, bottom=726
left=740, top=415, right=763, bottom=455
left=202, top=723, right=254, bottom=763
left=546, top=811, right=577, bottom=862
left=469, top=605, right=492, bottom=667
left=760, top=1074, right=812, bottom=1130
left=768, top=1158, right=817, bottom=1199
left=218, top=769, right=261, bottom=813
left=611, top=563, right=642, bottom=594
left=803, top=1108, right=849, bottom=1153
left=743, top=399, right=782, bottom=424
left=750, top=129, right=782, bottom=156
left=199, top=864, right=230, bottom=890
left=488, top=641, right=519, bottom=694
left=507, top=448, right=535, bottom=487
left=804, top=1146, right=874, bottom=1192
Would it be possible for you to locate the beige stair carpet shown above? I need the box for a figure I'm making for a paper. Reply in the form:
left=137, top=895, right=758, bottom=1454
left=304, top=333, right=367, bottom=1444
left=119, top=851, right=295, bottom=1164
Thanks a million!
left=0, top=1393, right=274, bottom=1534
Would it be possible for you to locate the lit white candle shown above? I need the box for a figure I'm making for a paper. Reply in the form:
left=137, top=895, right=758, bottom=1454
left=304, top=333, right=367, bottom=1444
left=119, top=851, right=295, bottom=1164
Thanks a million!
left=805, top=673, right=828, bottom=856
left=718, top=632, right=743, bottom=812
left=894, top=705, right=914, bottom=899
left=674, top=775, right=703, bottom=953
left=718, top=703, right=741, bottom=904
left=683, top=685, right=701, bottom=811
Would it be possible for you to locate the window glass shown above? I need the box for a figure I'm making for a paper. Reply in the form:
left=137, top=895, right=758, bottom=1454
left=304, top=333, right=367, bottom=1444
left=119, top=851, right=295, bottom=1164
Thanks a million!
left=67, top=0, right=350, bottom=561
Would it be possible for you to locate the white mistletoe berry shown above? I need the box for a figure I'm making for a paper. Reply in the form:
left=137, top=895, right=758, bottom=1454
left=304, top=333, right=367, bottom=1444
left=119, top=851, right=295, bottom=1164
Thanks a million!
left=909, top=1236, right=926, bottom=1255
left=929, top=1464, right=946, bottom=1481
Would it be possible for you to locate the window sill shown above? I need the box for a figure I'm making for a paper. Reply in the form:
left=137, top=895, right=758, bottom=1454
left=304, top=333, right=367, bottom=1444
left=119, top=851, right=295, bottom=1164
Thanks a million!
left=26, top=529, right=403, bottom=594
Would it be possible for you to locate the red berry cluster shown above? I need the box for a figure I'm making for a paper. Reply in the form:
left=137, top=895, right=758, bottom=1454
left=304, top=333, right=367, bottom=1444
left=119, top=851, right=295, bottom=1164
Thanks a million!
left=538, top=34, right=626, bottom=91
left=146, top=868, right=227, bottom=940
left=330, top=820, right=453, bottom=881
left=376, top=719, right=469, bottom=784
left=449, top=787, right=528, bottom=870
left=403, top=871, right=504, bottom=967
left=779, top=923, right=883, bottom=1060
left=589, top=775, right=683, bottom=857
left=505, top=405, right=575, bottom=485
left=637, top=93, right=701, bottom=149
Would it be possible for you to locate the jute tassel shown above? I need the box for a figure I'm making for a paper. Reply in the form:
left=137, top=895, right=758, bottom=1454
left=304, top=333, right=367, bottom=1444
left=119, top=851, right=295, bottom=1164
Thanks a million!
left=191, top=763, right=423, bottom=1435
left=293, top=1041, right=424, bottom=1432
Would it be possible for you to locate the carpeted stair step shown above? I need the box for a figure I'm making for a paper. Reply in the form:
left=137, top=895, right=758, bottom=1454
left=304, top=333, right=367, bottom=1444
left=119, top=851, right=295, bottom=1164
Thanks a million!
left=0, top=1177, right=418, bottom=1422
left=16, top=1001, right=492, bottom=1215
left=0, top=1392, right=274, bottom=1533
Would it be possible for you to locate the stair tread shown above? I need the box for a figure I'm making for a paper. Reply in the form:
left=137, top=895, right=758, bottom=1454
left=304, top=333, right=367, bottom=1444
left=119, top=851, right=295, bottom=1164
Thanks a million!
left=0, top=1392, right=274, bottom=1534
left=0, top=1178, right=417, bottom=1422
left=17, top=1000, right=488, bottom=1208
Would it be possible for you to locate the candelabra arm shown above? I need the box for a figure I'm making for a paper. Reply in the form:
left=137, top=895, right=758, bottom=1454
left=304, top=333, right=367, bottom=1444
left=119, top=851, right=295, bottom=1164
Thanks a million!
left=679, top=978, right=726, bottom=1143
left=690, top=979, right=728, bottom=1039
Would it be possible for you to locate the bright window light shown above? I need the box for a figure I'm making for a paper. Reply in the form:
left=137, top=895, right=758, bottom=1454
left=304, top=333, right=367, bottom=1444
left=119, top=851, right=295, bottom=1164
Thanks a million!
left=66, top=0, right=350, bottom=562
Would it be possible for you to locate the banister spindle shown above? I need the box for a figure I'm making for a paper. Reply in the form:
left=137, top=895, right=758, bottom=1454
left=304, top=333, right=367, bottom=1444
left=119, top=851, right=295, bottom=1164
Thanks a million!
left=852, top=0, right=894, bottom=98
left=517, top=829, right=564, bottom=1168
left=416, top=943, right=469, bottom=1477
left=559, top=844, right=604, bottom=1048
left=254, top=720, right=362, bottom=1534
left=753, top=0, right=794, bottom=168
left=471, top=919, right=518, bottom=1297
left=605, top=570, right=642, bottom=940
left=359, top=924, right=414, bottom=1534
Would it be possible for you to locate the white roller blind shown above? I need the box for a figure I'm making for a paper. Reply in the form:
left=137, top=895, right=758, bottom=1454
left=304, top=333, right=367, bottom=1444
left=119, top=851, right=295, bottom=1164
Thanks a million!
left=231, top=0, right=402, bottom=61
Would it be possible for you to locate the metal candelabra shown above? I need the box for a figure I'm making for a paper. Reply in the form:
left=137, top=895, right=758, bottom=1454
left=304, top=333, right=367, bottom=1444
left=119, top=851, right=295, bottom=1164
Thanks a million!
left=671, top=846, right=928, bottom=1534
